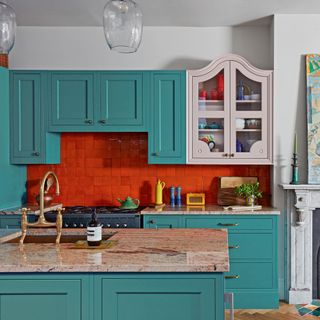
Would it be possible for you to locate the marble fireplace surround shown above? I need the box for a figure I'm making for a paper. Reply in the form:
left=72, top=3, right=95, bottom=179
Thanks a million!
left=281, top=184, right=320, bottom=304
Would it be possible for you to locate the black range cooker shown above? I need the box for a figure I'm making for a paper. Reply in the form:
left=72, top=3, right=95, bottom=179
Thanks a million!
left=45, top=206, right=143, bottom=228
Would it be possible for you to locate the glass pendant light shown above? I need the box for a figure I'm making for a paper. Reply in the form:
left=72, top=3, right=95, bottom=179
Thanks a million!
left=103, top=0, right=143, bottom=53
left=0, top=2, right=16, bottom=54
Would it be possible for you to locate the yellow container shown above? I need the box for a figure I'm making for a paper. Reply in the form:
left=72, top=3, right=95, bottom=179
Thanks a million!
left=186, top=193, right=205, bottom=206
left=155, top=179, right=165, bottom=205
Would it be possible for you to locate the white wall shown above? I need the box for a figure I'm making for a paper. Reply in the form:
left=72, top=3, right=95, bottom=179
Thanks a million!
left=9, top=26, right=272, bottom=70
left=273, top=14, right=320, bottom=299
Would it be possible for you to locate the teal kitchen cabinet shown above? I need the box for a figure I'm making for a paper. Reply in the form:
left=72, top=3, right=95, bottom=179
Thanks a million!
left=148, top=71, right=186, bottom=164
left=99, top=72, right=148, bottom=131
left=10, top=71, right=60, bottom=164
left=144, top=215, right=182, bottom=228
left=0, top=273, right=224, bottom=320
left=144, top=214, right=278, bottom=309
left=0, top=215, right=36, bottom=229
left=49, top=71, right=148, bottom=132
left=0, top=274, right=87, bottom=320
left=95, top=273, right=224, bottom=320
left=49, top=72, right=95, bottom=129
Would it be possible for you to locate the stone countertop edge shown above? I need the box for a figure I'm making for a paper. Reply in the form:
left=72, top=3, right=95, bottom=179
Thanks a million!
left=0, top=203, right=63, bottom=215
left=0, top=228, right=229, bottom=273
left=141, top=205, right=280, bottom=215
left=0, top=229, right=21, bottom=243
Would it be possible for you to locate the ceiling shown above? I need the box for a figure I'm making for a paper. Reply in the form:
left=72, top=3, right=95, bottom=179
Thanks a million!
left=5, top=0, right=320, bottom=27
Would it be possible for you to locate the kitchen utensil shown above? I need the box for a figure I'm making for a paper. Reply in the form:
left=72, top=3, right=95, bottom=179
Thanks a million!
left=217, top=176, right=258, bottom=206
left=117, top=196, right=140, bottom=209
left=155, top=179, right=165, bottom=205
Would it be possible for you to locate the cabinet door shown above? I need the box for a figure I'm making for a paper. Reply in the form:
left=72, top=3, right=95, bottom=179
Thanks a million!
left=11, top=72, right=42, bottom=163
left=229, top=60, right=273, bottom=163
left=188, top=62, right=230, bottom=163
left=0, top=277, right=82, bottom=320
left=99, top=72, right=146, bottom=130
left=50, top=72, right=94, bottom=129
left=10, top=72, right=60, bottom=164
left=96, top=274, right=224, bottom=320
left=143, top=215, right=182, bottom=228
left=149, top=71, right=186, bottom=164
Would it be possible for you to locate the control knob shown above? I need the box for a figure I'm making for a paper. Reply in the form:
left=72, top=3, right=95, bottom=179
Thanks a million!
left=107, top=224, right=111, bottom=228
left=116, top=224, right=120, bottom=228
left=73, top=223, right=77, bottom=228
left=123, top=224, right=128, bottom=228
left=64, top=223, right=69, bottom=228
left=79, top=223, right=84, bottom=228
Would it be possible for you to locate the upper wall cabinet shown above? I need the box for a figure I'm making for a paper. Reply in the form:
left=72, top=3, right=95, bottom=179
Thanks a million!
left=10, top=71, right=60, bottom=164
left=148, top=71, right=186, bottom=164
left=50, top=72, right=95, bottom=128
left=187, top=54, right=273, bottom=164
left=49, top=71, right=148, bottom=132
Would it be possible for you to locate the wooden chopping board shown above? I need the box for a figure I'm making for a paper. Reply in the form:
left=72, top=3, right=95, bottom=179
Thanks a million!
left=217, top=176, right=258, bottom=206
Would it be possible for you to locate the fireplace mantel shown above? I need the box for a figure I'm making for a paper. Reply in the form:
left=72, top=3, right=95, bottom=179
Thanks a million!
left=281, top=184, right=320, bottom=304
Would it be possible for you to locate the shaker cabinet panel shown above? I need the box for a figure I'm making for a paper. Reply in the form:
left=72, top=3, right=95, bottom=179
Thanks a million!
left=10, top=72, right=60, bottom=164
left=99, top=72, right=146, bottom=130
left=50, top=72, right=95, bottom=129
left=148, top=71, right=186, bottom=164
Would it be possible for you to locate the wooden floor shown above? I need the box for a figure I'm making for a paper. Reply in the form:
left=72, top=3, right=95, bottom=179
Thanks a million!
left=225, top=302, right=318, bottom=319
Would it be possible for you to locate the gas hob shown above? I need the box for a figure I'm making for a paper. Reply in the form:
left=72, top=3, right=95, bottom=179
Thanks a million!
left=44, top=206, right=143, bottom=228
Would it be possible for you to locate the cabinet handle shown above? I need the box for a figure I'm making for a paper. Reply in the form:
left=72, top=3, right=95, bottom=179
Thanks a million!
left=222, top=153, right=228, bottom=157
left=149, top=220, right=154, bottom=224
left=228, top=245, right=240, bottom=249
left=84, top=119, right=93, bottom=124
left=225, top=275, right=240, bottom=279
left=218, top=223, right=239, bottom=227
left=99, top=119, right=107, bottom=124
left=229, top=153, right=235, bottom=158
left=152, top=152, right=160, bottom=156
left=32, top=152, right=40, bottom=156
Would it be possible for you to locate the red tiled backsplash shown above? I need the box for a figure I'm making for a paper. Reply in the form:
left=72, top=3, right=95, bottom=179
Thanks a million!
left=27, top=133, right=271, bottom=206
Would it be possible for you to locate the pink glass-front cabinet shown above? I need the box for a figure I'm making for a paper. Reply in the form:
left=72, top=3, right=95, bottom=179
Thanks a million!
left=187, top=54, right=273, bottom=164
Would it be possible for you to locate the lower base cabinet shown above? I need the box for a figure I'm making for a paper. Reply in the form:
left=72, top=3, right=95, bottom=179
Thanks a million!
left=0, top=215, right=36, bottom=229
left=143, top=214, right=279, bottom=309
left=0, top=273, right=225, bottom=320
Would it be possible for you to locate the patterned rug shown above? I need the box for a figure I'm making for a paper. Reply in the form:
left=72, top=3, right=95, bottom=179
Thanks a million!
left=296, top=300, right=320, bottom=317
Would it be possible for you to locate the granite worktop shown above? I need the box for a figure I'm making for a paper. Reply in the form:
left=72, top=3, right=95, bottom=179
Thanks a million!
left=0, top=203, right=62, bottom=215
left=0, top=229, right=21, bottom=244
left=0, top=228, right=229, bottom=273
left=141, top=205, right=280, bottom=215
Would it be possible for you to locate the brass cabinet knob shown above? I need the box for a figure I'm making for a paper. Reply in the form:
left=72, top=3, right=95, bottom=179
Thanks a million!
left=222, top=153, right=228, bottom=157
left=229, top=153, right=235, bottom=158
left=84, top=119, right=93, bottom=124
left=99, top=119, right=107, bottom=124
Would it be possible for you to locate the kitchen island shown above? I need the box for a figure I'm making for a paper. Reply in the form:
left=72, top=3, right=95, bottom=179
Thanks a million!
left=0, top=228, right=229, bottom=320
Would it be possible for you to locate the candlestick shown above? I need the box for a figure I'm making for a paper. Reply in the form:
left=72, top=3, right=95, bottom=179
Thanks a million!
left=294, top=133, right=298, bottom=154
left=290, top=152, right=299, bottom=185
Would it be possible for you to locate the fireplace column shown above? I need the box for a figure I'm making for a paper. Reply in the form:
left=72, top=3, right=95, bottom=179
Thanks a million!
left=282, top=185, right=320, bottom=304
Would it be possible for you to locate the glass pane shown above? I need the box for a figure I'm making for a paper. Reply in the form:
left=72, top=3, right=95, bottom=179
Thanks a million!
left=198, top=118, right=224, bottom=152
left=236, top=70, right=261, bottom=111
left=235, top=118, right=262, bottom=153
left=198, top=70, right=224, bottom=111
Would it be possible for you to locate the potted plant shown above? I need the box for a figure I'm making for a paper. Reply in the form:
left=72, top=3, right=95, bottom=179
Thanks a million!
left=234, top=182, right=263, bottom=206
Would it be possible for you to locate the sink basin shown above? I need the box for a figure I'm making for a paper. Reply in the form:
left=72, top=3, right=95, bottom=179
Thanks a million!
left=5, top=233, right=116, bottom=244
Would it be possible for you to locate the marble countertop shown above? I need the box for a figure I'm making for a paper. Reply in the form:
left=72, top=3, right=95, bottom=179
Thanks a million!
left=141, top=205, right=280, bottom=215
left=0, top=228, right=229, bottom=273
left=0, top=203, right=62, bottom=215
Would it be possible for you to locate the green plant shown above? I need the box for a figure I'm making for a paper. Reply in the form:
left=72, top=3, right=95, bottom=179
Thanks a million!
left=234, top=182, right=263, bottom=199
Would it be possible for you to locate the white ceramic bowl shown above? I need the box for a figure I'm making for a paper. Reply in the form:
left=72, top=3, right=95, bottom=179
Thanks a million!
left=251, top=93, right=261, bottom=100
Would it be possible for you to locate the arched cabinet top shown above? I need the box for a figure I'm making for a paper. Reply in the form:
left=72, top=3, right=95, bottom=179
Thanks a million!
left=187, top=54, right=273, bottom=78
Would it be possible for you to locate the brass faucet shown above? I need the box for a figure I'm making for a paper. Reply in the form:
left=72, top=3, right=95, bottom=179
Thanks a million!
left=20, top=171, right=64, bottom=244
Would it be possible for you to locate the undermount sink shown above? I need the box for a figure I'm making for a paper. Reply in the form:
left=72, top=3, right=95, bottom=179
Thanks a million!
left=6, top=233, right=117, bottom=244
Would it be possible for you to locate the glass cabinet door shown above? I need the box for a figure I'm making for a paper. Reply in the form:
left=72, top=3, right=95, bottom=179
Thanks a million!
left=191, top=61, right=230, bottom=160
left=230, top=61, right=269, bottom=160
